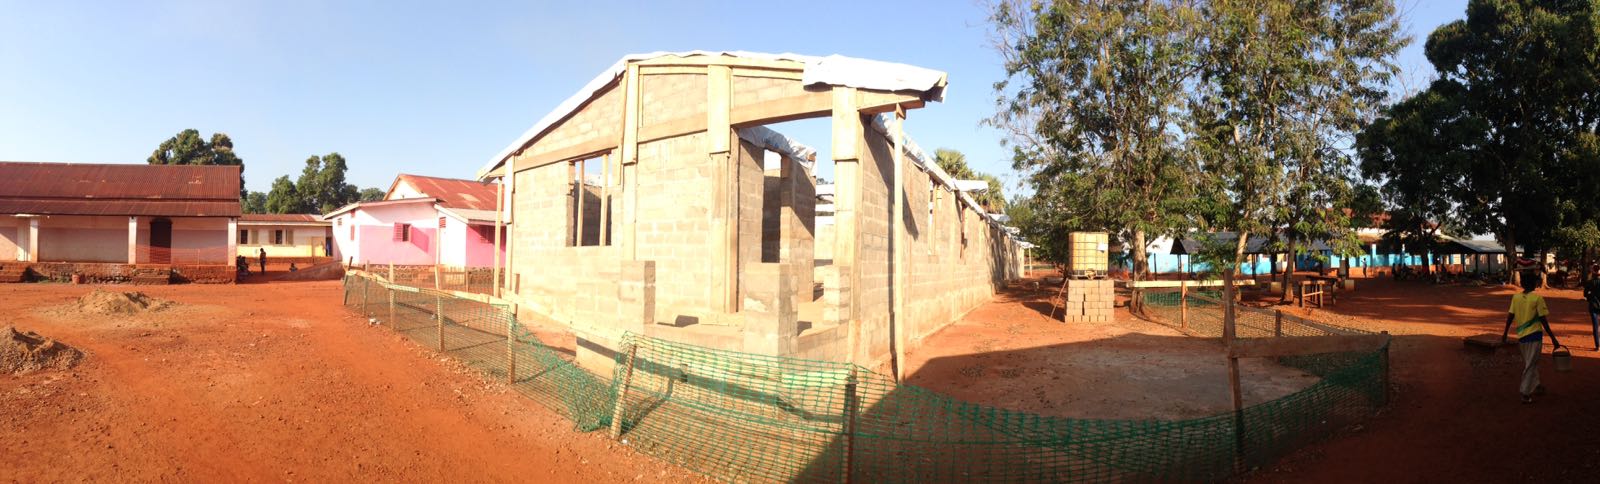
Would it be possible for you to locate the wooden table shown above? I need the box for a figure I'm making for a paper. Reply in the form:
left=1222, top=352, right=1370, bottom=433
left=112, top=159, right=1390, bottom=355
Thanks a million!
left=1298, top=278, right=1336, bottom=308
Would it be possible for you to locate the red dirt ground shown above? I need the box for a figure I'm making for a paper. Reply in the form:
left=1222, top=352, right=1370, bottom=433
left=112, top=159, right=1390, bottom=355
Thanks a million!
left=7, top=275, right=1598, bottom=482
left=906, top=274, right=1600, bottom=482
left=0, top=281, right=703, bottom=483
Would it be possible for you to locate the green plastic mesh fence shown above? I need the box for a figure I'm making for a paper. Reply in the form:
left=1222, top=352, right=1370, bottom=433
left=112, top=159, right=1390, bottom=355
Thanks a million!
left=344, top=274, right=1388, bottom=483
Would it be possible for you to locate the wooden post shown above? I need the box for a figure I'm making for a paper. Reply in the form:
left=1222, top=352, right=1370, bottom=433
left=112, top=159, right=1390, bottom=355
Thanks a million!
left=1223, top=270, right=1245, bottom=464
left=1180, top=280, right=1189, bottom=331
left=506, top=312, right=517, bottom=384
left=493, top=180, right=504, bottom=297
left=600, top=152, right=611, bottom=246
left=436, top=293, right=445, bottom=351
left=1274, top=310, right=1283, bottom=337
left=609, top=343, right=639, bottom=439
left=388, top=284, right=396, bottom=326
left=575, top=159, right=586, bottom=246
left=890, top=105, right=907, bottom=382
left=841, top=367, right=859, bottom=481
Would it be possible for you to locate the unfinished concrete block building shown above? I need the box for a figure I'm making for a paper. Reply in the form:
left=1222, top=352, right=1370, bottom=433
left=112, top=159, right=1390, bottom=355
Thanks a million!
left=478, top=51, right=1022, bottom=372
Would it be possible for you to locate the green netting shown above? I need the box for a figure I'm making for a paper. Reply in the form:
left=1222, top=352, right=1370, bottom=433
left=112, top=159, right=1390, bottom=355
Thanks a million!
left=343, top=273, right=1388, bottom=483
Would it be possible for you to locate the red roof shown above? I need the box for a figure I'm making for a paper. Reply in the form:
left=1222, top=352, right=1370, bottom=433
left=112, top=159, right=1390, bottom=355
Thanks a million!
left=0, top=162, right=241, bottom=217
left=388, top=174, right=497, bottom=210
left=240, top=213, right=323, bottom=223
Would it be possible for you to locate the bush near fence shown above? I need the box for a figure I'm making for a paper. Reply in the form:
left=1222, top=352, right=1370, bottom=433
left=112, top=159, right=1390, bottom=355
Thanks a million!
left=343, top=273, right=1388, bottom=483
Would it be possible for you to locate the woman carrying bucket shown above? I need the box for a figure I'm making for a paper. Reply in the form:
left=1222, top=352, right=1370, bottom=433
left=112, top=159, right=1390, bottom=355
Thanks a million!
left=1501, top=273, right=1564, bottom=404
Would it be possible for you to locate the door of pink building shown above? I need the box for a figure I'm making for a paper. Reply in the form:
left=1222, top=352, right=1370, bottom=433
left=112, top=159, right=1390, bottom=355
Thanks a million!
left=149, top=218, right=172, bottom=264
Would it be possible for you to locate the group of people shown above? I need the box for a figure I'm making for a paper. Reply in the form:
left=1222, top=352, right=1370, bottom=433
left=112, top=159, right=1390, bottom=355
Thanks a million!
left=1500, top=268, right=1600, bottom=404
left=234, top=248, right=297, bottom=277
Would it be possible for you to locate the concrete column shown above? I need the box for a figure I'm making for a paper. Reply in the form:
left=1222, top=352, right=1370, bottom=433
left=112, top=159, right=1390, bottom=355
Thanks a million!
left=127, top=216, right=138, bottom=264
left=743, top=263, right=798, bottom=357
left=830, top=88, right=863, bottom=332
left=226, top=217, right=237, bottom=265
left=26, top=218, right=40, bottom=262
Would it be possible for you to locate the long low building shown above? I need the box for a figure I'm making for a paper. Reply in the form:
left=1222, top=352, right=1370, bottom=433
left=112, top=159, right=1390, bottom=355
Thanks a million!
left=0, top=161, right=240, bottom=283
left=237, top=213, right=336, bottom=262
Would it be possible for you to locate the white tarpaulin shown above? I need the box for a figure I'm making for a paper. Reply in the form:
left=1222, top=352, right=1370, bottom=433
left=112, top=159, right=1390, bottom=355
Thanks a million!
left=478, top=51, right=947, bottom=179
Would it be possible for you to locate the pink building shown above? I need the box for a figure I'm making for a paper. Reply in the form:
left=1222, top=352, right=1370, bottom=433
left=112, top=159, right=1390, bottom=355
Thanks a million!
left=0, top=162, right=240, bottom=283
left=324, top=174, right=505, bottom=268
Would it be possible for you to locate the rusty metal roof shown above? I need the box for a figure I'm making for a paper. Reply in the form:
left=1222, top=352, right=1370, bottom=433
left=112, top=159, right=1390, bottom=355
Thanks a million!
left=388, top=174, right=497, bottom=210
left=239, top=213, right=325, bottom=223
left=0, top=161, right=241, bottom=217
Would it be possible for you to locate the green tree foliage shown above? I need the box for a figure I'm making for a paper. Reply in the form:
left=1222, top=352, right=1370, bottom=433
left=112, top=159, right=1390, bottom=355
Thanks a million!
left=359, top=187, right=385, bottom=202
left=1187, top=0, right=1404, bottom=286
left=1369, top=0, right=1600, bottom=285
left=1358, top=84, right=1478, bottom=274
left=258, top=153, right=365, bottom=214
left=242, top=191, right=268, bottom=214
left=989, top=0, right=1199, bottom=280
left=296, top=153, right=361, bottom=214
left=148, top=129, right=246, bottom=199
left=933, top=148, right=1008, bottom=212
left=1007, top=194, right=1072, bottom=266
left=264, top=176, right=303, bottom=214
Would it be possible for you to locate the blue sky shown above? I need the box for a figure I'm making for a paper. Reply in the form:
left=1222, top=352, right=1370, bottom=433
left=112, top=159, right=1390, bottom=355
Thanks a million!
left=1, top=0, right=1466, bottom=197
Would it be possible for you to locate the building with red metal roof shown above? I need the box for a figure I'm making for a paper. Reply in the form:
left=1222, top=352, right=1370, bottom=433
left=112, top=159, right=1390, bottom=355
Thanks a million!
left=323, top=174, right=505, bottom=268
left=237, top=213, right=336, bottom=261
left=0, top=161, right=241, bottom=283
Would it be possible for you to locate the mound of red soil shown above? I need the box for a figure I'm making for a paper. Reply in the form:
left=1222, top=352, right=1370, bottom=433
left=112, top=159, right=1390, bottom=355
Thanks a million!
left=0, top=326, right=83, bottom=374
left=75, top=289, right=173, bottom=315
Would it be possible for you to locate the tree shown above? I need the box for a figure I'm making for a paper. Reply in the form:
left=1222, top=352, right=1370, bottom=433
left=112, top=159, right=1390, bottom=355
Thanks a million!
left=242, top=191, right=268, bottom=214
left=988, top=0, right=1199, bottom=281
left=294, top=153, right=362, bottom=214
left=1008, top=194, right=1072, bottom=267
left=933, top=148, right=1008, bottom=212
left=1359, top=83, right=1479, bottom=276
left=1416, top=0, right=1600, bottom=285
left=1188, top=0, right=1404, bottom=301
left=148, top=129, right=246, bottom=199
left=264, top=176, right=304, bottom=214
left=359, top=188, right=385, bottom=202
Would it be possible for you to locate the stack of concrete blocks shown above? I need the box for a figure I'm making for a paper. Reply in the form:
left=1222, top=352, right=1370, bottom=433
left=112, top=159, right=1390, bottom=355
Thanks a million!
left=1063, top=278, right=1114, bottom=323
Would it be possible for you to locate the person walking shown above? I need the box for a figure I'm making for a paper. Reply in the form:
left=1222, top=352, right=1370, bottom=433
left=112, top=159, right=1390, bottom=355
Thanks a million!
left=1584, top=265, right=1600, bottom=349
left=258, top=247, right=267, bottom=274
left=1502, top=273, right=1563, bottom=403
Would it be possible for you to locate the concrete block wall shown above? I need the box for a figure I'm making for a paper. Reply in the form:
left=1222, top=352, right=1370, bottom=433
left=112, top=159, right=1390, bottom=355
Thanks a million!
left=1062, top=279, right=1114, bottom=323
left=634, top=131, right=720, bottom=325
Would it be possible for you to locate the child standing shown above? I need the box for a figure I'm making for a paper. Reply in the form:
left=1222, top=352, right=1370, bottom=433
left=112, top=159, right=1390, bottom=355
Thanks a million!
left=1503, top=274, right=1562, bottom=403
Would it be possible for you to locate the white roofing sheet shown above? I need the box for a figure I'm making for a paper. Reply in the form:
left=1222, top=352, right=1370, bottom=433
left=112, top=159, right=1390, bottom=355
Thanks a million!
left=478, top=51, right=948, bottom=179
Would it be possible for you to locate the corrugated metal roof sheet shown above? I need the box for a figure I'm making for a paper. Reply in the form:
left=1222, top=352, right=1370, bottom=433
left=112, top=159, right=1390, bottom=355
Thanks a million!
left=0, top=162, right=242, bottom=217
left=240, top=213, right=325, bottom=223
left=390, top=174, right=497, bottom=210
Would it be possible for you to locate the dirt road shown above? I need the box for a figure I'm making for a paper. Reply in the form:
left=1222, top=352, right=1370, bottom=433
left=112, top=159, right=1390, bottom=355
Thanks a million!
left=0, top=281, right=701, bottom=482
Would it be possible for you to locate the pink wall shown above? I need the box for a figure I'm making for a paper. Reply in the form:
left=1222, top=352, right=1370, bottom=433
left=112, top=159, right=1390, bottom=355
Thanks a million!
left=358, top=225, right=436, bottom=265
left=462, top=224, right=507, bottom=268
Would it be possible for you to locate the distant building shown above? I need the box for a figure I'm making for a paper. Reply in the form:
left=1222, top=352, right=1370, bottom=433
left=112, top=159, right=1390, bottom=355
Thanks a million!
left=324, top=174, right=504, bottom=268
left=237, top=214, right=335, bottom=260
left=0, top=161, right=240, bottom=283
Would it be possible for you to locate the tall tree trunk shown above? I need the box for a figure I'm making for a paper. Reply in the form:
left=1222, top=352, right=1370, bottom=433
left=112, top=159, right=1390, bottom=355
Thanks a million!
left=1504, top=230, right=1520, bottom=286
left=1132, top=229, right=1148, bottom=282
left=1280, top=243, right=1297, bottom=302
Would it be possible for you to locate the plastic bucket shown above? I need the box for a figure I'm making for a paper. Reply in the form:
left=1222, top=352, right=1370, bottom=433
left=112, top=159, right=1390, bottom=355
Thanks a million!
left=1553, top=348, right=1573, bottom=372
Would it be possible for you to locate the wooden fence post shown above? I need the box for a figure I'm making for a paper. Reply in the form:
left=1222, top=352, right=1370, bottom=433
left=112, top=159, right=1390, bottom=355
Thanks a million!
left=436, top=293, right=445, bottom=351
left=841, top=367, right=859, bottom=482
left=1180, top=281, right=1189, bottom=331
left=506, top=310, right=517, bottom=384
left=610, top=342, right=639, bottom=439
